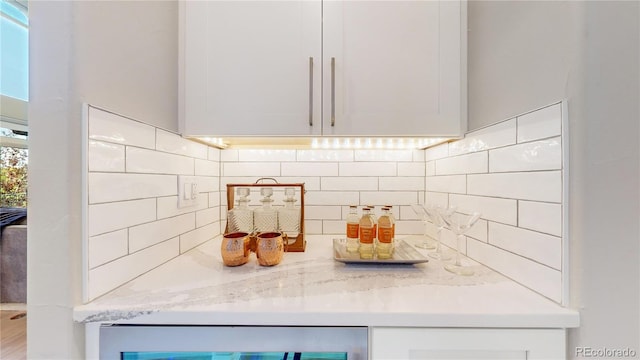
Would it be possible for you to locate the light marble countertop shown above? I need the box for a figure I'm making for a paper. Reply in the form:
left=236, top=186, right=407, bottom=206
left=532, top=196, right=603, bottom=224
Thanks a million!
left=73, top=235, right=579, bottom=328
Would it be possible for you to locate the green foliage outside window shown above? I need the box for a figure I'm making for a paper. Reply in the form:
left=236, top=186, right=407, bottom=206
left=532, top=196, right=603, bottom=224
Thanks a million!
left=1, top=145, right=27, bottom=208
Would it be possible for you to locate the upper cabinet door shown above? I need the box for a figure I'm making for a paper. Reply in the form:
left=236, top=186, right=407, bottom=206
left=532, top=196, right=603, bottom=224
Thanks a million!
left=181, top=1, right=322, bottom=136
left=322, top=1, right=466, bottom=137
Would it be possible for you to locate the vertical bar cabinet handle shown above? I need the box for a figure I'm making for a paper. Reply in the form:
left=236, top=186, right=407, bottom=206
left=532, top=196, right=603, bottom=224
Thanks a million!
left=331, top=57, right=336, bottom=127
left=309, top=57, right=313, bottom=126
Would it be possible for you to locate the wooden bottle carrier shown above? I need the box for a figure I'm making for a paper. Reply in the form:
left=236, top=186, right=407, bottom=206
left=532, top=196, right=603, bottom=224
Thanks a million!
left=225, top=178, right=306, bottom=252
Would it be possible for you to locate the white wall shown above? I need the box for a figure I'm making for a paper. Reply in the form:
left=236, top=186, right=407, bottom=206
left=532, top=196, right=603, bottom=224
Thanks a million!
left=28, top=2, right=84, bottom=358
left=28, top=1, right=178, bottom=358
left=74, top=0, right=178, bottom=132
left=468, top=1, right=639, bottom=357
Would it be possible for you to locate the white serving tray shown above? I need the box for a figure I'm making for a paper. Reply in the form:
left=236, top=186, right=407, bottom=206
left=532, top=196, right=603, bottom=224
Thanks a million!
left=333, top=238, right=429, bottom=265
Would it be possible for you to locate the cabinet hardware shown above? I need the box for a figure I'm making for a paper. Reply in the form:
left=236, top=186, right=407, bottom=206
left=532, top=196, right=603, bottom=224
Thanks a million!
left=331, top=57, right=336, bottom=127
left=309, top=57, right=314, bottom=126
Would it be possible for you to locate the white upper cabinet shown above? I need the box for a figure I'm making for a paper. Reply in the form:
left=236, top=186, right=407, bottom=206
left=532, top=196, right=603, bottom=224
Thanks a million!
left=181, top=1, right=322, bottom=136
left=180, top=1, right=466, bottom=137
left=323, top=1, right=466, bottom=136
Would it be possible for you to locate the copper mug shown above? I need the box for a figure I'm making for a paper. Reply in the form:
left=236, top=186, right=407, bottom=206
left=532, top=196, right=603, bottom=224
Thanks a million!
left=256, top=232, right=285, bottom=266
left=221, top=232, right=251, bottom=266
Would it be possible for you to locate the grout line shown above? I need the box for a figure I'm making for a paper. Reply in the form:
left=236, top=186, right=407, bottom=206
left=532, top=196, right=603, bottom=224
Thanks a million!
left=468, top=237, right=562, bottom=273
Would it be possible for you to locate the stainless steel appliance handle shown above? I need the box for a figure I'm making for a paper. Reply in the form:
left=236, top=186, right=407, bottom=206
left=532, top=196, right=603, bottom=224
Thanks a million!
left=309, top=57, right=313, bottom=126
left=331, top=57, right=336, bottom=127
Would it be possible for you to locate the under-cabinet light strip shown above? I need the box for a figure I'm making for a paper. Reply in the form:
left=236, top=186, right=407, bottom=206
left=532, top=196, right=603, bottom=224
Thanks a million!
left=192, top=137, right=450, bottom=150
left=311, top=137, right=450, bottom=150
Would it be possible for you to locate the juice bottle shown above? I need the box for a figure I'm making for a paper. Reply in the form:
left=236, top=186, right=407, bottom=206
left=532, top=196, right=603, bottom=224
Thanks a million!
left=346, top=205, right=360, bottom=253
left=358, top=207, right=375, bottom=259
left=376, top=207, right=394, bottom=259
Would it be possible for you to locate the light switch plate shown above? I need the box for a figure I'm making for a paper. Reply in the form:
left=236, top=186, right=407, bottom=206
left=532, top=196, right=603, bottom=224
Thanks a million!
left=177, top=175, right=198, bottom=208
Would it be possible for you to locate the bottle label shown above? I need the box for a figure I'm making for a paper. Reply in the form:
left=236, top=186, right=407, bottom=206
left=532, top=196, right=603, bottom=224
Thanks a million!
left=359, top=227, right=374, bottom=244
left=347, top=223, right=359, bottom=238
left=378, top=227, right=393, bottom=243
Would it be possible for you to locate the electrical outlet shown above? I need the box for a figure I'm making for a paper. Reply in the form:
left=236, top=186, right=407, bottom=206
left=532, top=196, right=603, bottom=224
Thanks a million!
left=177, top=175, right=198, bottom=208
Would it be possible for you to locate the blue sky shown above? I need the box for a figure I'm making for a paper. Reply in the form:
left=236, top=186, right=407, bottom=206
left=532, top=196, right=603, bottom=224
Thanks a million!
left=1, top=1, right=29, bottom=101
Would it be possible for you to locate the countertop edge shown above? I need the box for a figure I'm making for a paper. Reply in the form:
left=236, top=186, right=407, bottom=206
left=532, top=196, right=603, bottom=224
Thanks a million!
left=73, top=307, right=580, bottom=329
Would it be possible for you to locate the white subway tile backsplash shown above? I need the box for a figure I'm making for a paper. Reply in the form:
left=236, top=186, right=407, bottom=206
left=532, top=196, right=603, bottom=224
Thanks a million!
left=323, top=220, right=345, bottom=235
left=220, top=176, right=262, bottom=189
left=360, top=192, right=418, bottom=207
left=448, top=119, right=517, bottom=156
left=412, top=150, right=425, bottom=162
left=425, top=161, right=435, bottom=176
left=223, top=162, right=281, bottom=177
left=88, top=173, right=176, bottom=204
left=208, top=147, right=221, bottom=161
left=220, top=149, right=239, bottom=162
left=157, top=195, right=208, bottom=219
left=305, top=206, right=342, bottom=220
left=467, top=239, right=561, bottom=302
left=488, top=222, right=561, bottom=270
left=518, top=201, right=562, bottom=237
left=379, top=177, right=425, bottom=191
left=321, top=177, right=378, bottom=191
left=425, top=175, right=466, bottom=194
left=425, top=192, right=449, bottom=208
left=238, top=149, right=296, bottom=162
left=195, top=159, right=220, bottom=177
left=196, top=207, right=218, bottom=228
left=449, top=194, right=518, bottom=226
left=395, top=220, right=424, bottom=235
left=465, top=219, right=488, bottom=242
left=85, top=106, right=221, bottom=302
left=156, top=129, right=208, bottom=159
left=467, top=171, right=561, bottom=203
left=88, top=230, right=128, bottom=269
left=127, top=147, right=195, bottom=175
left=355, top=150, right=413, bottom=162
left=88, top=140, right=125, bottom=172
left=420, top=102, right=565, bottom=303
left=489, top=137, right=561, bottom=173
left=304, top=220, right=323, bottom=234
left=305, top=191, right=360, bottom=206
left=435, top=151, right=488, bottom=175
left=399, top=205, right=422, bottom=220
left=398, top=162, right=425, bottom=177
left=209, top=193, right=221, bottom=208
left=88, top=198, right=156, bottom=236
left=180, top=223, right=217, bottom=253
left=297, top=150, right=354, bottom=162
left=517, top=103, right=562, bottom=143
left=88, top=237, right=179, bottom=301
left=129, top=213, right=195, bottom=253
left=339, top=162, right=397, bottom=176
left=84, top=101, right=566, bottom=304
left=273, top=177, right=321, bottom=190
left=424, top=143, right=449, bottom=161
left=195, top=176, right=218, bottom=193
left=281, top=162, right=338, bottom=177
left=88, top=107, right=156, bottom=149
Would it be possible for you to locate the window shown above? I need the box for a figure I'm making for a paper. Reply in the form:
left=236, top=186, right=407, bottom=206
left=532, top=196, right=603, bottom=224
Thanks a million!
left=1, top=0, right=28, bottom=208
